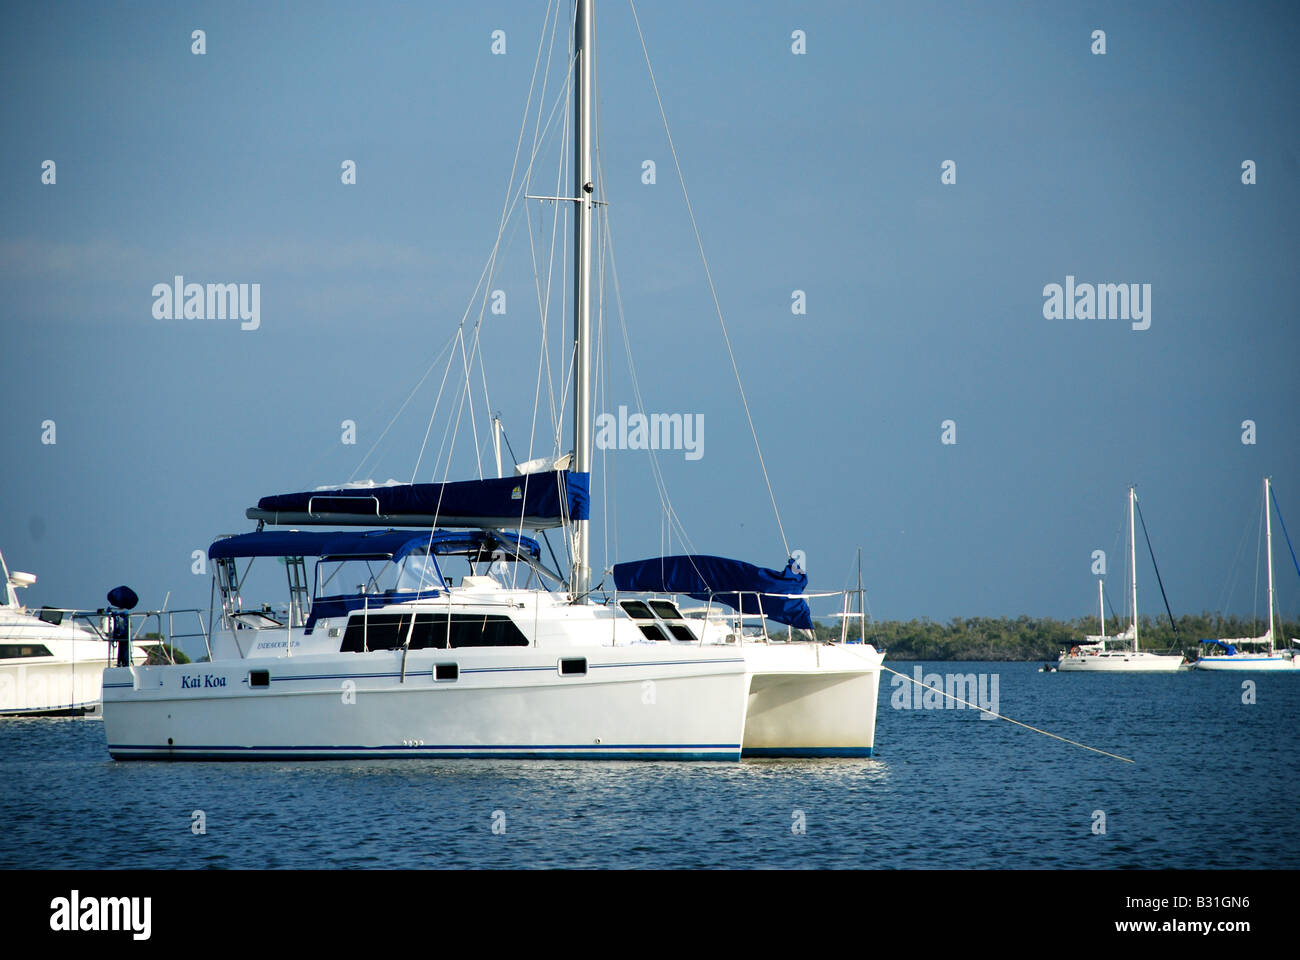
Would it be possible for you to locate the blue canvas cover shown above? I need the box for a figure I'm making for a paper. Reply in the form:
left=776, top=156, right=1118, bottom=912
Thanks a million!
left=1200, top=639, right=1238, bottom=655
left=612, top=554, right=813, bottom=629
left=246, top=472, right=589, bottom=530
left=209, top=528, right=540, bottom=562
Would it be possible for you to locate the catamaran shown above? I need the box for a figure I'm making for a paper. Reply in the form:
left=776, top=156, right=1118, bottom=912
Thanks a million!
left=1195, top=477, right=1300, bottom=672
left=1057, top=487, right=1184, bottom=672
left=100, top=0, right=884, bottom=760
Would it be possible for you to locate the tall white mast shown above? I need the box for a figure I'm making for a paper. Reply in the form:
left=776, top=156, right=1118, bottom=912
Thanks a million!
left=570, top=0, right=595, bottom=599
left=1098, top=578, right=1106, bottom=639
left=492, top=415, right=503, bottom=479
left=1130, top=486, right=1140, bottom=653
left=1266, top=476, right=1276, bottom=655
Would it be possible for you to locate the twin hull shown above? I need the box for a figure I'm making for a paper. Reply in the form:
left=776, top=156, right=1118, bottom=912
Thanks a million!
left=103, top=643, right=883, bottom=761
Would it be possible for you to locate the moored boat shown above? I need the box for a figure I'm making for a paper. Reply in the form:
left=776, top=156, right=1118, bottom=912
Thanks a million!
left=1195, top=477, right=1300, bottom=672
left=1058, top=487, right=1184, bottom=673
left=101, top=0, right=884, bottom=760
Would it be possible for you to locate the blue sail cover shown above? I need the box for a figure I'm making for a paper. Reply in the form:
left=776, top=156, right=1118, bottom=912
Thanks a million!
left=209, top=528, right=541, bottom=562
left=1200, top=639, right=1238, bottom=655
left=612, top=554, right=813, bottom=629
left=246, top=472, right=589, bottom=530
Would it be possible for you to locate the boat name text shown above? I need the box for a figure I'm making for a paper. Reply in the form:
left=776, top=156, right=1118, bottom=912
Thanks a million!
left=180, top=674, right=227, bottom=689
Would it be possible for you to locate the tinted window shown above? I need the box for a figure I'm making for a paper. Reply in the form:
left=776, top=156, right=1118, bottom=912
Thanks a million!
left=341, top=612, right=527, bottom=651
left=0, top=644, right=52, bottom=659
left=445, top=614, right=528, bottom=648
left=636, top=623, right=670, bottom=642
left=341, top=613, right=412, bottom=652
left=648, top=600, right=683, bottom=620
left=620, top=600, right=655, bottom=620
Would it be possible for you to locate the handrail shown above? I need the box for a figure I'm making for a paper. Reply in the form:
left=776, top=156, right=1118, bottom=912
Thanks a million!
left=307, top=494, right=380, bottom=518
left=54, top=607, right=209, bottom=665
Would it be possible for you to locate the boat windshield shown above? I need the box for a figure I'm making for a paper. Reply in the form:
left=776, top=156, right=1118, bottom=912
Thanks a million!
left=315, top=554, right=442, bottom=597
left=394, top=550, right=443, bottom=592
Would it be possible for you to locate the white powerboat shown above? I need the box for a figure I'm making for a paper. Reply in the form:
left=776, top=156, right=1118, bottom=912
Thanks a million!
left=101, top=0, right=884, bottom=760
left=1058, top=487, right=1184, bottom=672
left=0, top=549, right=151, bottom=715
left=1195, top=477, right=1300, bottom=672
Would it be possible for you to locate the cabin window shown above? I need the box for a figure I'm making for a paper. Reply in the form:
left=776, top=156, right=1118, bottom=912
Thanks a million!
left=635, top=623, right=671, bottom=643
left=341, top=612, right=527, bottom=651
left=0, top=644, right=52, bottom=659
left=664, top=624, right=697, bottom=643
left=443, top=614, right=528, bottom=648
left=341, top=613, right=415, bottom=652
left=645, top=600, right=696, bottom=642
left=434, top=662, right=458, bottom=681
left=647, top=600, right=682, bottom=620
left=249, top=670, right=270, bottom=688
left=619, top=600, right=655, bottom=620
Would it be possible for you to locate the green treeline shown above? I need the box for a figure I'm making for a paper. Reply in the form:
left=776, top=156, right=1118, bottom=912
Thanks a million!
left=808, top=614, right=1300, bottom=661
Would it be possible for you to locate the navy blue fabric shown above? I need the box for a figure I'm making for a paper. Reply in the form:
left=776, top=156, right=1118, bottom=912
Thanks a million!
left=303, top=591, right=439, bottom=634
left=612, top=554, right=813, bottom=629
left=252, top=472, right=589, bottom=529
left=209, top=528, right=541, bottom=562
left=1200, top=639, right=1238, bottom=655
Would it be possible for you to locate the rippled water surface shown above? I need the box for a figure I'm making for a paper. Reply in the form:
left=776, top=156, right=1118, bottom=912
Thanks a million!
left=2, top=662, right=1296, bottom=868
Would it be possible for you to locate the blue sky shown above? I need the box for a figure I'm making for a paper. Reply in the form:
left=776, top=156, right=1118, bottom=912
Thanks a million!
left=2, top=0, right=1297, bottom=635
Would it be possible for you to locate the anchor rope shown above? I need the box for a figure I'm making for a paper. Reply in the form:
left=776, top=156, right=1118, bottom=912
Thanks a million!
left=873, top=661, right=1134, bottom=764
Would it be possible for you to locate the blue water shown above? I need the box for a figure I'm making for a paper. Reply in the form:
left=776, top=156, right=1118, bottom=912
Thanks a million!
left=2, top=662, right=1296, bottom=868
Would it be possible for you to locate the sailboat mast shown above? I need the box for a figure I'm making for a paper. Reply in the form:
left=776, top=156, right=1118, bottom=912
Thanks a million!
left=1098, top=578, right=1106, bottom=638
left=570, top=0, right=595, bottom=599
left=857, top=547, right=865, bottom=643
left=1130, top=486, right=1140, bottom=652
left=1266, top=476, right=1276, bottom=655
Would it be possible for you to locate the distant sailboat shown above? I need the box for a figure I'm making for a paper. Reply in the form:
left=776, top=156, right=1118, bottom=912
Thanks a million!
left=1057, top=487, right=1184, bottom=672
left=1195, top=477, right=1300, bottom=672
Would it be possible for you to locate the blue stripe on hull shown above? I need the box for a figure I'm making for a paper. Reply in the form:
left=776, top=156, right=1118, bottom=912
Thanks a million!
left=108, top=743, right=741, bottom=761
left=741, top=746, right=874, bottom=758
left=2, top=705, right=97, bottom=718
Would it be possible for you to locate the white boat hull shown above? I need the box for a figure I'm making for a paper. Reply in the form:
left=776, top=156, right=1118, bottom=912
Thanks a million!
left=0, top=652, right=106, bottom=715
left=0, top=619, right=136, bottom=716
left=1057, top=652, right=1184, bottom=672
left=1194, top=654, right=1300, bottom=672
left=742, top=643, right=882, bottom=757
left=104, top=642, right=884, bottom=760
